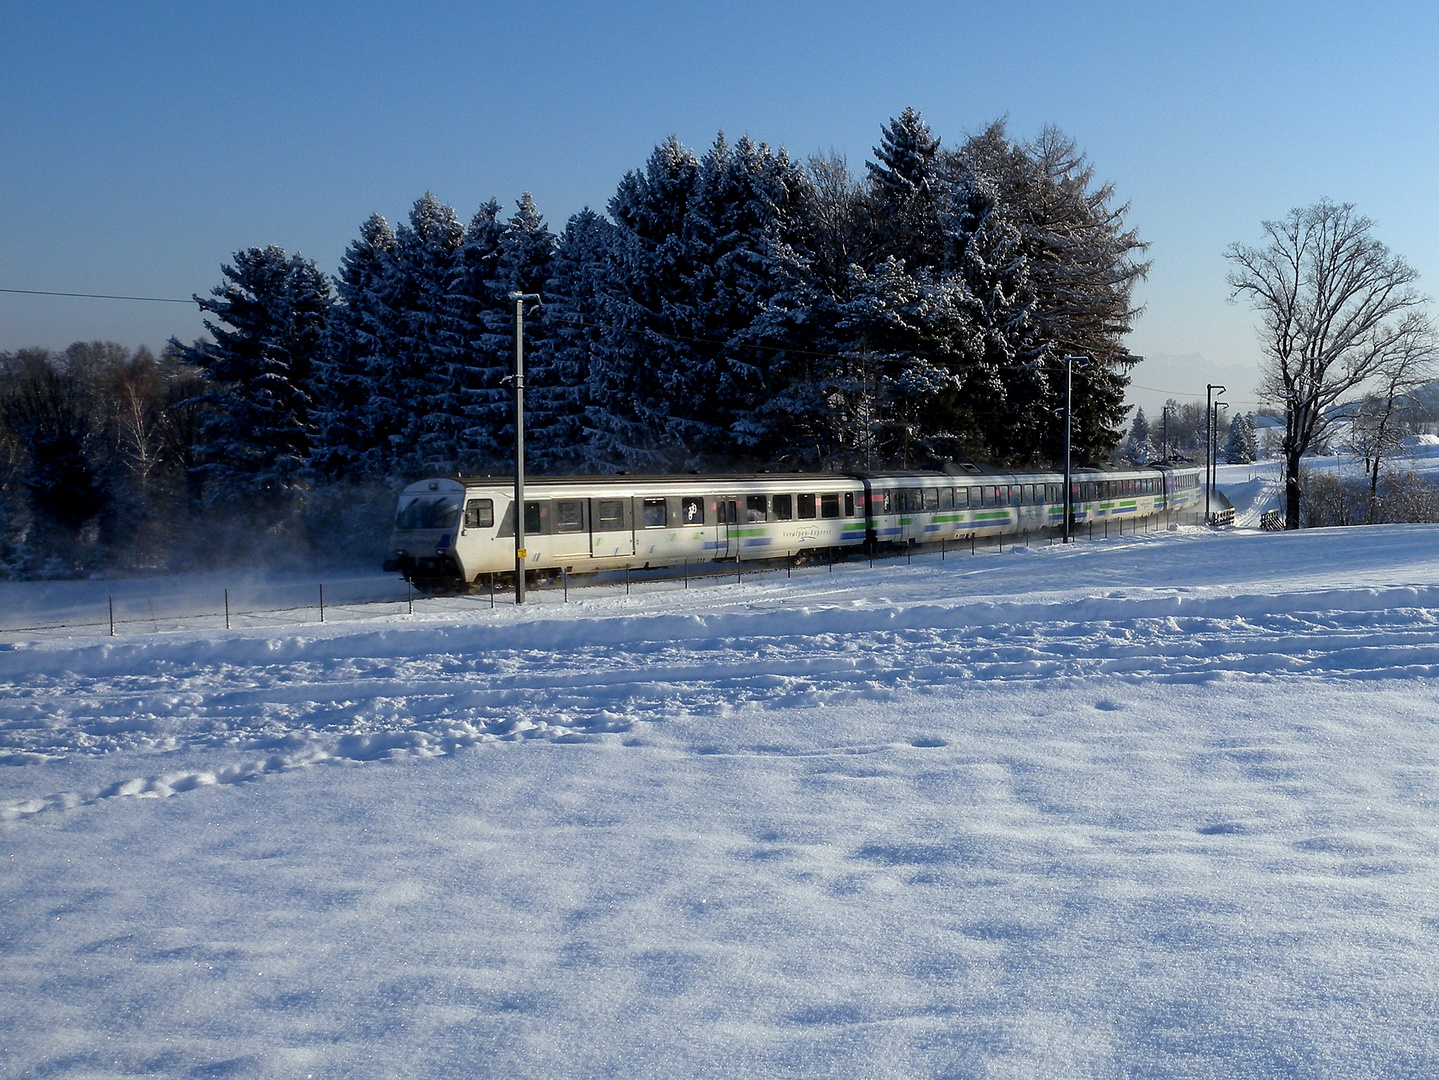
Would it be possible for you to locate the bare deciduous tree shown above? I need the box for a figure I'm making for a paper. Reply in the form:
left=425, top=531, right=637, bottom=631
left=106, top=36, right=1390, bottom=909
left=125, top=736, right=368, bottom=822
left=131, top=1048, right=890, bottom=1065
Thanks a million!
left=1347, top=331, right=1433, bottom=519
left=1226, top=200, right=1435, bottom=528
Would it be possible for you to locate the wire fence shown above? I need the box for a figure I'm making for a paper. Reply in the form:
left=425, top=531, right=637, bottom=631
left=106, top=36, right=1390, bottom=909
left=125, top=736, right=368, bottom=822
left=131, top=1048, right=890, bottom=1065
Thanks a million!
left=0, top=509, right=1209, bottom=641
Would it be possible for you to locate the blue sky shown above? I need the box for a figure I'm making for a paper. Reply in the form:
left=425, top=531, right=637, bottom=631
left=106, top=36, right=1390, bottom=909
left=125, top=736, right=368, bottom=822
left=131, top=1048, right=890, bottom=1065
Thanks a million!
left=2, top=0, right=1436, bottom=415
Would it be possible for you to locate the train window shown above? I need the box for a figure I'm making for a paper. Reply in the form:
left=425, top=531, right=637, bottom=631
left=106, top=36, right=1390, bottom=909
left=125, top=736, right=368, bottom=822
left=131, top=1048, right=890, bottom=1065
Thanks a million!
left=463, top=498, right=494, bottom=529
left=845, top=491, right=855, bottom=517
left=642, top=498, right=668, bottom=528
left=682, top=496, right=704, bottom=525
left=553, top=500, right=582, bottom=532
left=924, top=488, right=939, bottom=512
left=524, top=501, right=544, bottom=535
left=880, top=491, right=894, bottom=514
left=1022, top=484, right=1035, bottom=505
left=798, top=493, right=818, bottom=519
left=998, top=486, right=1010, bottom=507
left=955, top=488, right=968, bottom=509
left=940, top=487, right=953, bottom=510
left=397, top=495, right=459, bottom=531
left=821, top=493, right=840, bottom=518
left=980, top=486, right=993, bottom=507
left=555, top=500, right=584, bottom=532
left=908, top=488, right=923, bottom=513
left=746, top=494, right=768, bottom=522
left=773, top=493, right=793, bottom=520
left=596, top=499, right=624, bottom=531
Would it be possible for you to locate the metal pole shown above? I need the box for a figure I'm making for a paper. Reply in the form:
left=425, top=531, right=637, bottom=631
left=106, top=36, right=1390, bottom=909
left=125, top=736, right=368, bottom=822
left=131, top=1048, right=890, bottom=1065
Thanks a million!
left=109, top=596, right=114, bottom=637
left=225, top=588, right=230, bottom=630
left=510, top=291, right=540, bottom=603
left=1206, top=384, right=1225, bottom=519
left=319, top=583, right=325, bottom=623
left=1062, top=355, right=1087, bottom=543
left=1211, top=399, right=1228, bottom=522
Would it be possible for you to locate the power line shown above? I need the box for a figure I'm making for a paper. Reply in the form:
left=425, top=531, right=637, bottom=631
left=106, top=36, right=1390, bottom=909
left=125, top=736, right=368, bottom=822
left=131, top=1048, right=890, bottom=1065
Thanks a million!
left=0, top=287, right=195, bottom=305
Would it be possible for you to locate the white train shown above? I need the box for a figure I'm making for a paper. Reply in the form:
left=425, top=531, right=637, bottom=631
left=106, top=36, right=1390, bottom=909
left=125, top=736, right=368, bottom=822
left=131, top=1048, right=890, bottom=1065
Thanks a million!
left=383, top=464, right=1203, bottom=587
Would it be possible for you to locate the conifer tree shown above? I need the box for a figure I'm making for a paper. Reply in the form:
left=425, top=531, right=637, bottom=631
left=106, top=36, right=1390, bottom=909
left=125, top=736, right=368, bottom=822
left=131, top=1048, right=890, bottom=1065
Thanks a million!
left=465, top=194, right=555, bottom=472
left=381, top=194, right=467, bottom=476
left=866, top=108, right=947, bottom=270
left=1224, top=412, right=1256, bottom=464
left=444, top=199, right=506, bottom=471
left=944, top=173, right=1047, bottom=462
left=540, top=208, right=613, bottom=473
left=589, top=136, right=703, bottom=471
left=955, top=122, right=1148, bottom=461
left=312, top=213, right=397, bottom=479
left=835, top=258, right=978, bottom=467
left=176, top=246, right=331, bottom=513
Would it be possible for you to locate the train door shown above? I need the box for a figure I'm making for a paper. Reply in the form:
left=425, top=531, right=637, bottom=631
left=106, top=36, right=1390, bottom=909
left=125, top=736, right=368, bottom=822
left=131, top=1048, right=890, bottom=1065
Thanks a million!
left=590, top=497, right=633, bottom=557
left=550, top=498, right=589, bottom=559
left=717, top=498, right=738, bottom=558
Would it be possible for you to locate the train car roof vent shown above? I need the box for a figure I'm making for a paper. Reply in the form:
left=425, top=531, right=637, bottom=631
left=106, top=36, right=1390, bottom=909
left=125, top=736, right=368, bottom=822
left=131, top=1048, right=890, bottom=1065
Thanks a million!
left=427, top=481, right=440, bottom=491
left=957, top=462, right=981, bottom=474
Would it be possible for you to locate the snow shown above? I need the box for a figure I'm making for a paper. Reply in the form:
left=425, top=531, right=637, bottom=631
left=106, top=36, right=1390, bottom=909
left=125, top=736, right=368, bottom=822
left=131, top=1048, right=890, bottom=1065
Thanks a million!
left=5, top=524, right=1439, bottom=1077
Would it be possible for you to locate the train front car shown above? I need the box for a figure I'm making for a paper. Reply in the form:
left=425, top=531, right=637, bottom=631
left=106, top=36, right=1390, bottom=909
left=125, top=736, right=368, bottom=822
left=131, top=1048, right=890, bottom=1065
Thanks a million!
left=382, top=478, right=468, bottom=586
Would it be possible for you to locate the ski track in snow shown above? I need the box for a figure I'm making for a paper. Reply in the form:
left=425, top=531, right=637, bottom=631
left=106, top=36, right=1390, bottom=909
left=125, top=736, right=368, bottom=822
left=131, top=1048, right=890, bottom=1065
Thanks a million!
left=5, top=561, right=1439, bottom=821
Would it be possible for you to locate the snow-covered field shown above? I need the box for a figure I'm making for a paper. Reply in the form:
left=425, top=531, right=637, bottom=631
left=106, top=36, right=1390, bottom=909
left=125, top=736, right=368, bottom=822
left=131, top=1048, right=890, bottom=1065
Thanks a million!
left=5, top=520, right=1439, bottom=1078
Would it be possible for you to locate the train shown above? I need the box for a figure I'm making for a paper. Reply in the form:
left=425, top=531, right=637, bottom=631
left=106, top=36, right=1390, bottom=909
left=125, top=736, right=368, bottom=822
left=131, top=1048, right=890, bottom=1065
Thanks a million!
left=383, top=463, right=1204, bottom=588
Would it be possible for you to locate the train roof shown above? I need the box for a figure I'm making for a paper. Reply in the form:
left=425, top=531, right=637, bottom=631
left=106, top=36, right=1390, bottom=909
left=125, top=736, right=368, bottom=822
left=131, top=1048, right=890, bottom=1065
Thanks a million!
left=433, top=461, right=1194, bottom=488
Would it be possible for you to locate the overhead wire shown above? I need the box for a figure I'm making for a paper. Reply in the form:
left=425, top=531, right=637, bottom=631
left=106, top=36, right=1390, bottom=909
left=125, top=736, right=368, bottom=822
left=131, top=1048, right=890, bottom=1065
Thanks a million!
left=0, top=286, right=196, bottom=305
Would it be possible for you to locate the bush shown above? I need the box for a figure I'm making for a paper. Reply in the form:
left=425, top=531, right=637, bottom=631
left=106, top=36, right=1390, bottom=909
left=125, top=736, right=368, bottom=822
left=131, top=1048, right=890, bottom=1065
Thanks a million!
left=1299, top=467, right=1439, bottom=527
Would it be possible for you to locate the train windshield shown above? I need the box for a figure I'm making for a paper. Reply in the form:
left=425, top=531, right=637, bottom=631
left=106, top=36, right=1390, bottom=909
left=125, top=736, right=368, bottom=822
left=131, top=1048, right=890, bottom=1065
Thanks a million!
left=395, top=495, right=460, bottom=531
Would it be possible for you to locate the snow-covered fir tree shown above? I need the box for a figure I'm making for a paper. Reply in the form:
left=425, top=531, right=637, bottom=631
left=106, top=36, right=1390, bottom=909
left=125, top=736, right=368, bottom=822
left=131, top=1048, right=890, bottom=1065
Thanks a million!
left=175, top=246, right=331, bottom=514
left=586, top=136, right=703, bottom=471
left=378, top=194, right=467, bottom=476
left=835, top=258, right=978, bottom=468
left=538, top=208, right=613, bottom=473
left=311, top=213, right=396, bottom=480
left=866, top=107, right=947, bottom=271
left=944, top=172, right=1048, bottom=462
left=955, top=122, right=1148, bottom=462
left=1225, top=412, right=1257, bottom=463
left=441, top=199, right=506, bottom=472
left=463, top=194, right=556, bottom=473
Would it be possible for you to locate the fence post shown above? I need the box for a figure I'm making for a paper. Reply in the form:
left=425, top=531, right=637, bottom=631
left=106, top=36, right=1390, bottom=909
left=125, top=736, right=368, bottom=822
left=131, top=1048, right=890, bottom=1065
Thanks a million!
left=683, top=560, right=688, bottom=589
left=490, top=573, right=496, bottom=608
left=319, top=584, right=325, bottom=623
left=626, top=566, right=631, bottom=595
left=225, top=588, right=231, bottom=630
left=407, top=579, right=413, bottom=616
left=109, top=596, right=114, bottom=637
left=941, top=538, right=946, bottom=561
